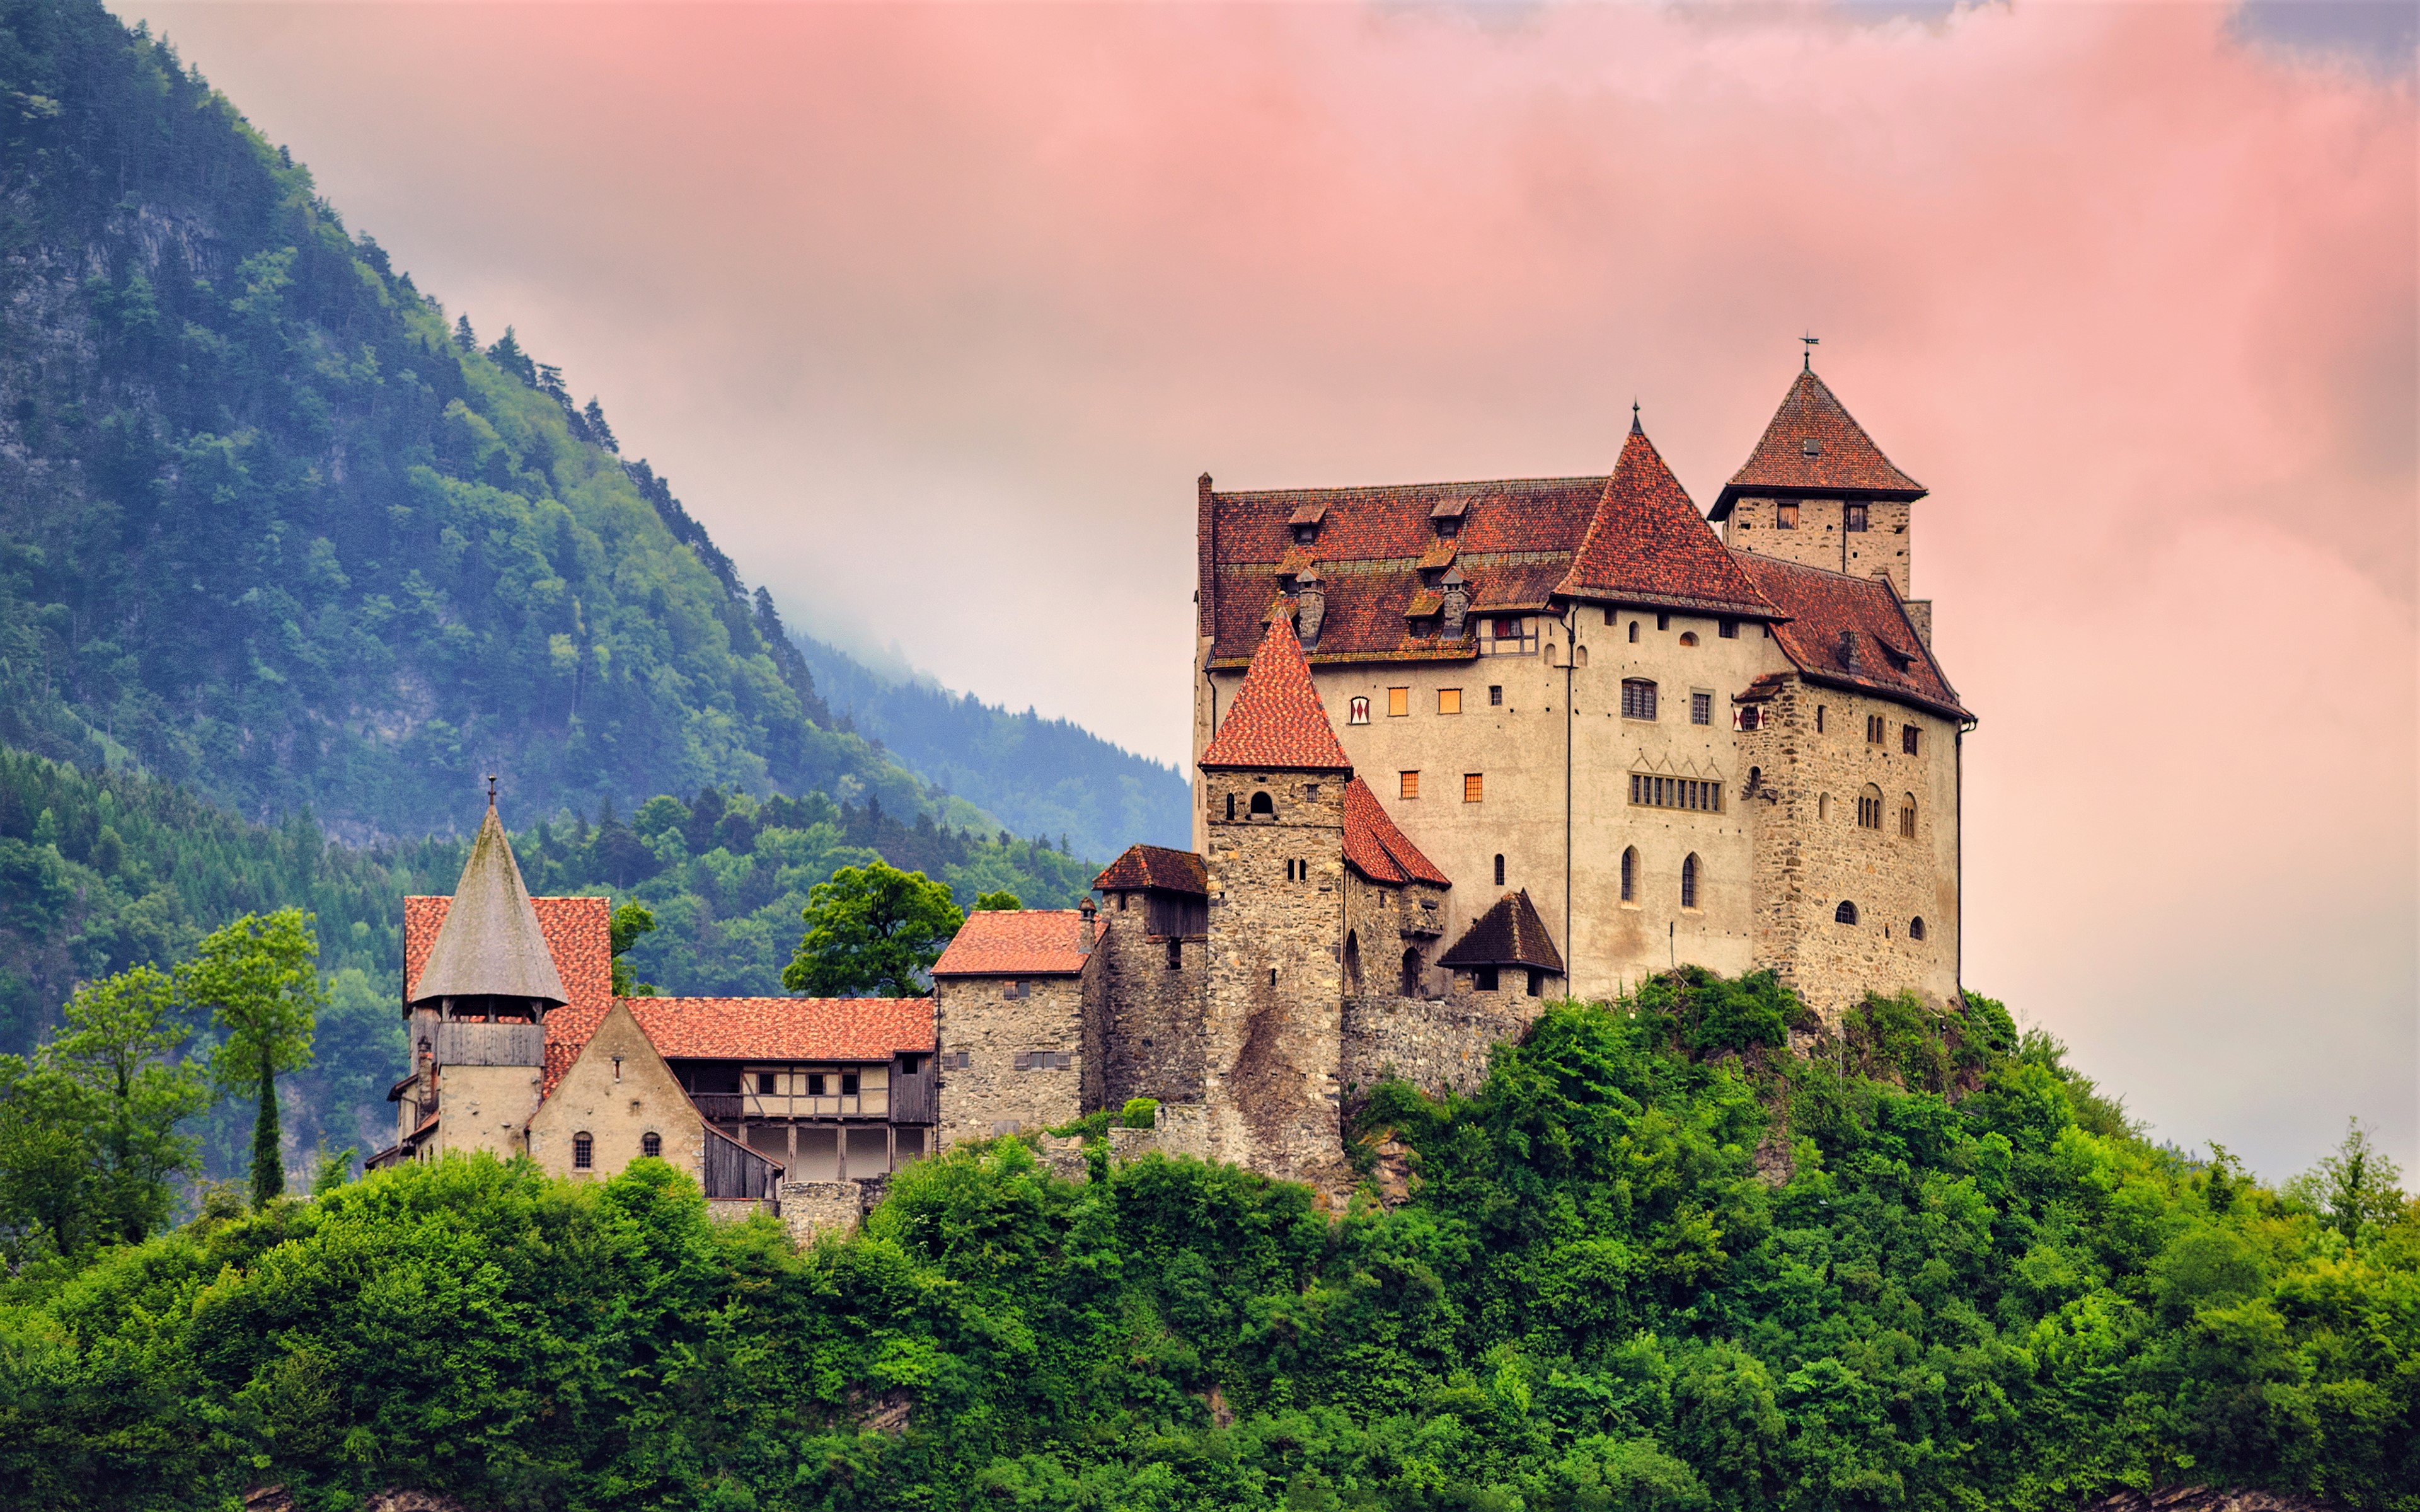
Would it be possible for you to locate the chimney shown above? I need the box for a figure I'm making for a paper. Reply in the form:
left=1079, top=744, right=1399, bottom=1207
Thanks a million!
left=1079, top=895, right=1098, bottom=952
left=1837, top=630, right=1862, bottom=676
left=1440, top=568, right=1470, bottom=642
left=1296, top=566, right=1326, bottom=648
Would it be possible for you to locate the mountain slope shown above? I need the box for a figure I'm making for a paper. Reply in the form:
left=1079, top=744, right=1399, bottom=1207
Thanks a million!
left=0, top=0, right=971, bottom=840
left=797, top=633, right=1190, bottom=860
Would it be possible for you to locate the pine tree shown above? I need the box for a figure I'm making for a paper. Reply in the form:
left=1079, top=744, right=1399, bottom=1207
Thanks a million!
left=452, top=313, right=476, bottom=351
left=584, top=398, right=618, bottom=453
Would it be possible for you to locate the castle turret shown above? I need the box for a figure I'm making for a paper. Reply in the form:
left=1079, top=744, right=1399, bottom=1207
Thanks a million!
left=1197, top=615, right=1354, bottom=1191
left=1711, top=364, right=1927, bottom=600
left=398, top=784, right=563, bottom=1160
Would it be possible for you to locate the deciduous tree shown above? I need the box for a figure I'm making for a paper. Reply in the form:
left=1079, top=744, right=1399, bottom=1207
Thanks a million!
left=783, top=861, right=962, bottom=997
left=179, top=909, right=323, bottom=1206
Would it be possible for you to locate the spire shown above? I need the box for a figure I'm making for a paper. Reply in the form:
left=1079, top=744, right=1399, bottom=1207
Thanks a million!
left=1630, top=399, right=1642, bottom=435
left=1556, top=421, right=1777, bottom=617
left=410, top=795, right=570, bottom=1009
left=1199, top=614, right=1352, bottom=772
left=1710, top=365, right=1924, bottom=520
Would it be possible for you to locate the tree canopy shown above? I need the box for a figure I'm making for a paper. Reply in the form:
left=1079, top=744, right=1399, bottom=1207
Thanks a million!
left=782, top=859, right=965, bottom=997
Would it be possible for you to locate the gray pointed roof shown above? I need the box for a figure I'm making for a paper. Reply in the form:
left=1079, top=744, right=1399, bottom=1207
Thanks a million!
left=409, top=800, right=570, bottom=1007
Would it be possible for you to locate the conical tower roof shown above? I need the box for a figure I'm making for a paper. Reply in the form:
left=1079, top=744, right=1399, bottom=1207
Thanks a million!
left=1711, top=366, right=1924, bottom=519
left=409, top=795, right=570, bottom=1008
left=1199, top=614, right=1352, bottom=772
left=1557, top=418, right=1777, bottom=617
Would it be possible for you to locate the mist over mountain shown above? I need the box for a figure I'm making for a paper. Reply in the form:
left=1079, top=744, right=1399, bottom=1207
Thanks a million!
left=796, top=632, right=1189, bottom=862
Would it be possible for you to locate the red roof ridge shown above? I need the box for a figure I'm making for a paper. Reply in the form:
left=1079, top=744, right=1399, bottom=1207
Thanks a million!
left=1342, top=776, right=1451, bottom=887
left=1199, top=615, right=1353, bottom=772
left=1729, top=549, right=1970, bottom=721
left=1213, top=473, right=1608, bottom=503
left=932, top=909, right=1097, bottom=977
left=1557, top=424, right=1778, bottom=617
left=1712, top=367, right=1923, bottom=520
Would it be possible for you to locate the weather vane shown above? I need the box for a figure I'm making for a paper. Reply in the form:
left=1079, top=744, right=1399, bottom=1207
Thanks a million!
left=1802, top=332, right=1819, bottom=370
left=486, top=773, right=498, bottom=806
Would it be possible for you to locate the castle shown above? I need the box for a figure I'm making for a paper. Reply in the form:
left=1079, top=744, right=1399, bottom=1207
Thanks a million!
left=371, top=362, right=1970, bottom=1205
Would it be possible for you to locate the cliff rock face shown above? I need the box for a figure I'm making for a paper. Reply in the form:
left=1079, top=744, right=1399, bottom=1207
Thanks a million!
left=2084, top=1489, right=2349, bottom=1511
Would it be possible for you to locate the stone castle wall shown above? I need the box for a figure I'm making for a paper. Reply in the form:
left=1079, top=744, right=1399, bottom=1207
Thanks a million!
left=1340, top=991, right=1538, bottom=1100
left=934, top=962, right=1090, bottom=1149
left=1738, top=677, right=1960, bottom=1017
left=1200, top=769, right=1351, bottom=1191
left=1722, top=496, right=1914, bottom=596
left=1090, top=904, right=1207, bottom=1109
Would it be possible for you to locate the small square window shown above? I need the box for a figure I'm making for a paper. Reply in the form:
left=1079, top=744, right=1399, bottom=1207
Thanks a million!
left=1386, top=687, right=1409, bottom=718
left=1438, top=688, right=1461, bottom=715
left=1845, top=502, right=1869, bottom=532
left=1489, top=685, right=1502, bottom=706
left=1719, top=619, right=1738, bottom=639
left=1399, top=770, right=1420, bottom=800
left=1690, top=692, right=1712, bottom=726
left=757, top=1072, right=777, bottom=1095
left=806, top=1072, right=827, bottom=1096
left=1777, top=501, right=1800, bottom=530
left=1901, top=724, right=1920, bottom=755
left=841, top=1070, right=860, bottom=1096
left=1463, top=773, right=1484, bottom=803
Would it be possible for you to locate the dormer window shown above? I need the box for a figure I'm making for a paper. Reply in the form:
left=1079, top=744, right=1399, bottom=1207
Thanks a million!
left=1436, top=516, right=1460, bottom=540
left=1429, top=496, right=1470, bottom=541
left=1288, top=501, right=1326, bottom=545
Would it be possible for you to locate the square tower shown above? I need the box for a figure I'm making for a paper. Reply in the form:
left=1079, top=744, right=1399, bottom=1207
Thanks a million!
left=1710, top=364, right=1927, bottom=597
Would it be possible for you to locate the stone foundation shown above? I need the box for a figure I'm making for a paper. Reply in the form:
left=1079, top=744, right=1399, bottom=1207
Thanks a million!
left=779, top=1179, right=868, bottom=1244
left=1341, top=991, right=1538, bottom=1099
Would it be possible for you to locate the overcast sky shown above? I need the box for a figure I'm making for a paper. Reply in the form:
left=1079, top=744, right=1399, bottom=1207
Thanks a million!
left=117, top=0, right=2416, bottom=1183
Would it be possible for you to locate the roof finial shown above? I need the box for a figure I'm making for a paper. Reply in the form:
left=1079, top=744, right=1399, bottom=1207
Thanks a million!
left=486, top=773, right=498, bottom=810
left=1802, top=332, right=1819, bottom=371
left=1630, top=398, right=1642, bottom=435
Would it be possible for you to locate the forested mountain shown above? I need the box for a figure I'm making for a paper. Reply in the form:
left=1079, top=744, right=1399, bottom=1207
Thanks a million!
left=0, top=0, right=991, bottom=844
left=798, top=633, right=1190, bottom=859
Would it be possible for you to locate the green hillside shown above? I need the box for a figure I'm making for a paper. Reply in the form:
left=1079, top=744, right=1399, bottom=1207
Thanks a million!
left=2, top=983, right=2411, bottom=1510
left=0, top=0, right=969, bottom=840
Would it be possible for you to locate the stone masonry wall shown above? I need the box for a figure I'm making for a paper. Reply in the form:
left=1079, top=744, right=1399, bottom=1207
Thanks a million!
left=1340, top=991, right=1537, bottom=1100
left=1739, top=677, right=1959, bottom=1018
left=935, top=961, right=1090, bottom=1150
left=526, top=1002, right=709, bottom=1182
left=1090, top=900, right=1207, bottom=1109
left=1724, top=496, right=1916, bottom=596
left=1201, top=769, right=1351, bottom=1193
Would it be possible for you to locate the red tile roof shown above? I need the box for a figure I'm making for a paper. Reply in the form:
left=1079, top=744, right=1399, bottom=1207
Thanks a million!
left=1342, top=777, right=1451, bottom=887
left=1438, top=890, right=1565, bottom=973
left=1732, top=551, right=1971, bottom=721
left=1712, top=367, right=1925, bottom=519
left=1093, top=844, right=1209, bottom=896
left=1558, top=421, right=1779, bottom=617
left=1199, top=616, right=1354, bottom=772
left=406, top=894, right=614, bottom=1016
left=1202, top=475, right=1608, bottom=667
left=931, top=909, right=1097, bottom=977
left=630, top=997, right=934, bottom=1060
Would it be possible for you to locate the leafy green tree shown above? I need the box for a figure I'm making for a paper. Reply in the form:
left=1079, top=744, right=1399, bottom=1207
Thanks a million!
left=972, top=890, right=1023, bottom=912
left=2288, top=1117, right=2406, bottom=1241
left=609, top=901, right=659, bottom=997
left=783, top=861, right=963, bottom=997
left=178, top=909, right=323, bottom=1206
left=42, top=966, right=206, bottom=1242
left=0, top=965, right=204, bottom=1253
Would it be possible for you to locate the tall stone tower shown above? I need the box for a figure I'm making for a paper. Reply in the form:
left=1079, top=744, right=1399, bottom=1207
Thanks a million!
left=1710, top=363, right=1928, bottom=601
left=1196, top=614, right=1354, bottom=1193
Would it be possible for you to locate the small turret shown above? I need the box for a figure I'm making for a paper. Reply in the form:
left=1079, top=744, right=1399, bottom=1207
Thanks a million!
left=410, top=780, right=568, bottom=1022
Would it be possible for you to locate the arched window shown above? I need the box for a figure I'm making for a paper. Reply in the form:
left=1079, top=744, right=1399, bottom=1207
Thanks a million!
left=1746, top=765, right=1761, bottom=794
left=1678, top=631, right=1699, bottom=647
left=1249, top=790, right=1274, bottom=817
left=1494, top=854, right=1506, bottom=886
left=1680, top=854, right=1700, bottom=910
left=1818, top=793, right=1832, bottom=822
left=1401, top=948, right=1423, bottom=997
left=640, top=1131, right=662, bottom=1159
left=1349, top=696, right=1370, bottom=725
left=1908, top=917, right=1927, bottom=941
left=1857, top=785, right=1884, bottom=830
left=1620, top=846, right=1637, bottom=903
left=572, top=1132, right=594, bottom=1170
left=1835, top=900, right=1859, bottom=925
left=1628, top=620, right=1640, bottom=643
left=1899, top=794, right=1918, bottom=839
left=1621, top=679, right=1657, bottom=719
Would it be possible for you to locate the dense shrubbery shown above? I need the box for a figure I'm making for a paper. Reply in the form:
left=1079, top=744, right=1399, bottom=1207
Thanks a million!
left=2, top=976, right=2409, bottom=1511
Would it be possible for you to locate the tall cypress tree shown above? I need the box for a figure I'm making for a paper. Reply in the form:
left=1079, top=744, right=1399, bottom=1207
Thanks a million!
left=251, top=1068, right=282, bottom=1205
